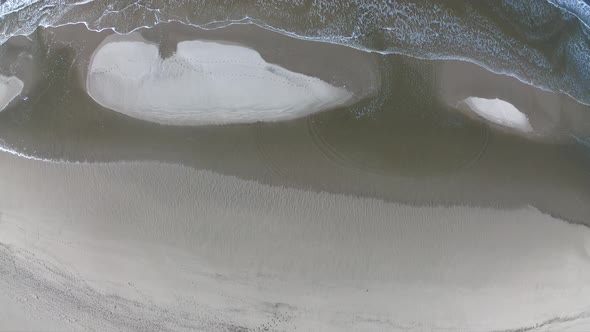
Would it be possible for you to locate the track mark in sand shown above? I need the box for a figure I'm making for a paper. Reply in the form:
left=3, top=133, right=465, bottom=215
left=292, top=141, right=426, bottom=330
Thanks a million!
left=306, top=108, right=491, bottom=178
left=253, top=122, right=300, bottom=182
left=252, top=302, right=295, bottom=332
left=496, top=311, right=590, bottom=332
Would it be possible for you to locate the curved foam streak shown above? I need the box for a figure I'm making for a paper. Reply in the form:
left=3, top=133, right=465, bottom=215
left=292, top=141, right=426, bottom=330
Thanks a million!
left=86, top=36, right=353, bottom=126
left=461, top=97, right=533, bottom=133
left=0, top=74, right=23, bottom=112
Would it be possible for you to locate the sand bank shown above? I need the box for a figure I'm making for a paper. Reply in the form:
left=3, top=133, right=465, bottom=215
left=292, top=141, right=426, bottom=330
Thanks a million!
left=1, top=150, right=589, bottom=331
left=437, top=60, right=590, bottom=141
left=86, top=33, right=353, bottom=125
left=460, top=97, right=533, bottom=133
left=0, top=74, right=23, bottom=111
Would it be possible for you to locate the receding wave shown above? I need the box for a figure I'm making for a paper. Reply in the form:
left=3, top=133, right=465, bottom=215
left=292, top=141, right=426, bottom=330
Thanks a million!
left=0, top=0, right=589, bottom=106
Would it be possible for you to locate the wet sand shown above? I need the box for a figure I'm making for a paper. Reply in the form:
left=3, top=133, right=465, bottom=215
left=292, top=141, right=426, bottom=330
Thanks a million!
left=1, top=150, right=590, bottom=331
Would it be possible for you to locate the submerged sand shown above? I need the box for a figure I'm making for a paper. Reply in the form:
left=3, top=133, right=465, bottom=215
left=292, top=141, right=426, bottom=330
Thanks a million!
left=1, top=150, right=590, bottom=331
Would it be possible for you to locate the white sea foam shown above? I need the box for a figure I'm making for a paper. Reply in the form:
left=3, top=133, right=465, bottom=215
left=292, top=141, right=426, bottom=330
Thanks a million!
left=86, top=35, right=353, bottom=125
left=0, top=74, right=23, bottom=112
left=462, top=96, right=533, bottom=133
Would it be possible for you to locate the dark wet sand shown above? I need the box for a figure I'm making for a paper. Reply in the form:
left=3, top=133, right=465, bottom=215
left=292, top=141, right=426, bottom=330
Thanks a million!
left=0, top=22, right=589, bottom=226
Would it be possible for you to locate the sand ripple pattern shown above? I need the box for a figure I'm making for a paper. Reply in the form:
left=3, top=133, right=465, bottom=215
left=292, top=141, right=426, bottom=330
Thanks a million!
left=306, top=110, right=490, bottom=178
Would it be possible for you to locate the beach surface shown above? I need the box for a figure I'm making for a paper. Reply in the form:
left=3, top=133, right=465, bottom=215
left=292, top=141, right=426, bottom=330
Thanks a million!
left=1, top=150, right=590, bottom=331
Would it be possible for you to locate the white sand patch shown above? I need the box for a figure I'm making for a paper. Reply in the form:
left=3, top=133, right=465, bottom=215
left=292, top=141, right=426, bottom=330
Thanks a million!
left=0, top=74, right=24, bottom=112
left=1, top=151, right=590, bottom=331
left=462, top=96, right=533, bottom=132
left=86, top=35, right=353, bottom=125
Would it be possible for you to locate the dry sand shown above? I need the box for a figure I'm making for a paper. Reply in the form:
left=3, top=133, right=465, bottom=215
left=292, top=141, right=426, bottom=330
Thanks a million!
left=460, top=97, right=533, bottom=133
left=86, top=33, right=353, bottom=125
left=0, top=74, right=23, bottom=111
left=53, top=22, right=378, bottom=104
left=1, top=150, right=590, bottom=331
